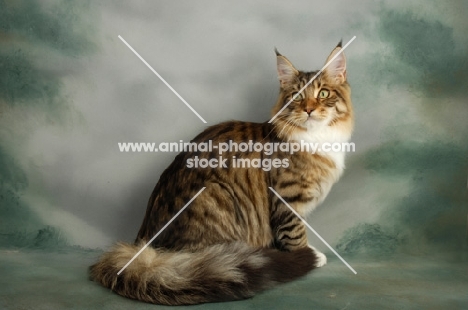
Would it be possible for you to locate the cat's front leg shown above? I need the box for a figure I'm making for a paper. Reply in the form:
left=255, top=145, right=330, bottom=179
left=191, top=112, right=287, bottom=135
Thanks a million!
left=270, top=201, right=327, bottom=268
left=271, top=201, right=327, bottom=267
left=271, top=212, right=309, bottom=251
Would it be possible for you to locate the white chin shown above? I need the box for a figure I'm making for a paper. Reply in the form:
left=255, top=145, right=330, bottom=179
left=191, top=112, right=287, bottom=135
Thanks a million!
left=306, top=118, right=323, bottom=126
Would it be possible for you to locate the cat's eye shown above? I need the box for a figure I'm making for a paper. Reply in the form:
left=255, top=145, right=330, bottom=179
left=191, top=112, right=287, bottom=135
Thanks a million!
left=318, top=89, right=330, bottom=99
left=291, top=92, right=303, bottom=101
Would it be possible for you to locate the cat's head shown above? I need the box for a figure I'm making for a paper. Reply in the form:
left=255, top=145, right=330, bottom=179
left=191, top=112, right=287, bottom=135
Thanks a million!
left=271, top=42, right=353, bottom=140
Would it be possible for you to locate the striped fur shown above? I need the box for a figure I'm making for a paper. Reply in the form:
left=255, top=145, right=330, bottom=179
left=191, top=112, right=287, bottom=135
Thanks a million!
left=90, top=42, right=353, bottom=305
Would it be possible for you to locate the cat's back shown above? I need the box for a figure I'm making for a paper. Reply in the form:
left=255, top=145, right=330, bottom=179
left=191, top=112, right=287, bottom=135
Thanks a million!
left=191, top=120, right=277, bottom=144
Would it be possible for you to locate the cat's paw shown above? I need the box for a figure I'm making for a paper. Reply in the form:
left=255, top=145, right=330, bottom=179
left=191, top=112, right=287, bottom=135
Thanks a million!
left=314, top=251, right=327, bottom=267
left=309, top=245, right=327, bottom=267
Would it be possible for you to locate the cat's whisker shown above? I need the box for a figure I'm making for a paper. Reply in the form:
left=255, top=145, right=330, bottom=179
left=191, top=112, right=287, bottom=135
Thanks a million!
left=277, top=120, right=292, bottom=140
left=277, top=115, right=300, bottom=140
left=275, top=114, right=297, bottom=133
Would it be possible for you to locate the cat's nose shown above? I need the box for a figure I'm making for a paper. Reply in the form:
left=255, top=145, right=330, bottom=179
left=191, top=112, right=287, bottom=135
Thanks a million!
left=304, top=108, right=315, bottom=115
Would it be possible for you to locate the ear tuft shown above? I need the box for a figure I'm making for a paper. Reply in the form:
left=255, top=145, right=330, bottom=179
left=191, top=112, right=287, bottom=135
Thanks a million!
left=324, top=44, right=347, bottom=84
left=274, top=48, right=282, bottom=56
left=276, top=52, right=298, bottom=88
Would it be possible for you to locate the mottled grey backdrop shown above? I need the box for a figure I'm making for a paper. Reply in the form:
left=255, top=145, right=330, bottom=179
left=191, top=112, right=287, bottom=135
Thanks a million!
left=1, top=0, right=467, bottom=258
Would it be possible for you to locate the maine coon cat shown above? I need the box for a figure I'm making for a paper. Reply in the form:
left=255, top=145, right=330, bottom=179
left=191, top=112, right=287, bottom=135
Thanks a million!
left=90, top=41, right=353, bottom=305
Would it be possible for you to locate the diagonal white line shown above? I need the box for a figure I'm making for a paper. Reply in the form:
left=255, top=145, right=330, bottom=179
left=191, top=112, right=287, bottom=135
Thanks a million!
left=268, top=187, right=357, bottom=274
left=268, top=36, right=356, bottom=124
left=117, top=187, right=206, bottom=275
left=118, top=35, right=207, bottom=124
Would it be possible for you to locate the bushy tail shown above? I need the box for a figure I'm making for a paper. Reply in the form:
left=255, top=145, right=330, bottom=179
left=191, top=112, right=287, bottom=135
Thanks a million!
left=89, top=242, right=317, bottom=305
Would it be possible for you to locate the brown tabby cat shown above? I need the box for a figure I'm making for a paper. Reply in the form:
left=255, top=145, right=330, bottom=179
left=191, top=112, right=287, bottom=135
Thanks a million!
left=90, top=41, right=353, bottom=305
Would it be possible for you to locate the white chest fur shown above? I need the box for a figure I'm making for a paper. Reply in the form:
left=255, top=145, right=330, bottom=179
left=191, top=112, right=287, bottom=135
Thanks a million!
left=291, top=124, right=350, bottom=174
left=290, top=124, right=351, bottom=214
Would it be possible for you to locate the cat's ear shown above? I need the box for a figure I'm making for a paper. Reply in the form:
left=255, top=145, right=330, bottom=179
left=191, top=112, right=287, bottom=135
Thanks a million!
left=324, top=41, right=347, bottom=84
left=276, top=49, right=298, bottom=88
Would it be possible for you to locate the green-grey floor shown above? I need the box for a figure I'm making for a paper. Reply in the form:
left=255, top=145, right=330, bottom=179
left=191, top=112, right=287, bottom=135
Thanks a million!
left=1, top=248, right=467, bottom=310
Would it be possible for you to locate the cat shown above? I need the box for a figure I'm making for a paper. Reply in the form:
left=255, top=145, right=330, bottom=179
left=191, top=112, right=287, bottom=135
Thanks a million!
left=89, top=41, right=353, bottom=305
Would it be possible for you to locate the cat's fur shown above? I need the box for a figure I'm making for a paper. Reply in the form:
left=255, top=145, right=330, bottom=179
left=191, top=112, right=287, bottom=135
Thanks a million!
left=89, top=42, right=353, bottom=305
